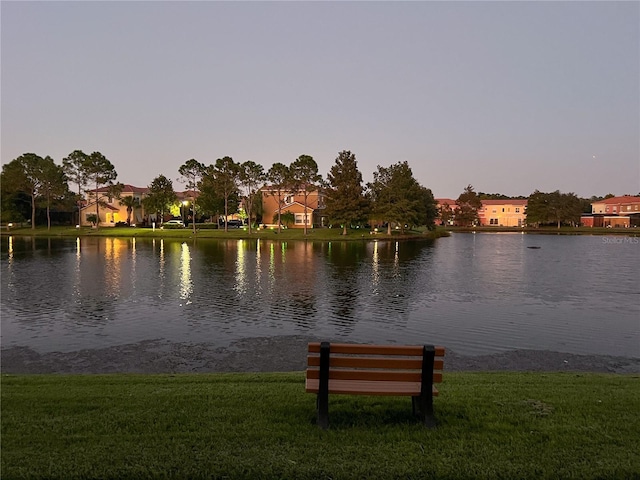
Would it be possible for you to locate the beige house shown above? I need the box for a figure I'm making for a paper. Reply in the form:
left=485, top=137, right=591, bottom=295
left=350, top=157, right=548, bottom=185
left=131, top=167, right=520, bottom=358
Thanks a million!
left=261, top=187, right=326, bottom=229
left=478, top=199, right=528, bottom=227
left=79, top=185, right=148, bottom=227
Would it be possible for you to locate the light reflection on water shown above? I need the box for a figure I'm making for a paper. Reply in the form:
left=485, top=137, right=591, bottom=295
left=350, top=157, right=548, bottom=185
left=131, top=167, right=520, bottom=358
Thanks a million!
left=1, top=233, right=638, bottom=358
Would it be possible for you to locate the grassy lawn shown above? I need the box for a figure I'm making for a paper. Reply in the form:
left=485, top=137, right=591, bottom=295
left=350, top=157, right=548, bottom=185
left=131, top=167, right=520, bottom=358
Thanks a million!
left=2, top=372, right=638, bottom=479
left=0, top=225, right=448, bottom=241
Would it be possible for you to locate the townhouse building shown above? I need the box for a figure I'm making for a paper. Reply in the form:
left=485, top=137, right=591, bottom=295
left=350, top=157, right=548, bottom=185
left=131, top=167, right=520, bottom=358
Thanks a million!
left=261, top=186, right=327, bottom=229
left=581, top=195, right=640, bottom=228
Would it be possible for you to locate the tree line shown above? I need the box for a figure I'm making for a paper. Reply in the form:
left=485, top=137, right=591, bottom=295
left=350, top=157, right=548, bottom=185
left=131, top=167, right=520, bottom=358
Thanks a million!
left=1, top=150, right=439, bottom=233
left=3, top=150, right=633, bottom=231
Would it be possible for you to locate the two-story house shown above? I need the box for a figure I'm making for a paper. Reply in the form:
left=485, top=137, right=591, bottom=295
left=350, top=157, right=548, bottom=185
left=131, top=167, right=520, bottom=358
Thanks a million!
left=79, top=184, right=149, bottom=227
left=478, top=199, right=528, bottom=227
left=261, top=186, right=327, bottom=229
left=581, top=195, right=640, bottom=228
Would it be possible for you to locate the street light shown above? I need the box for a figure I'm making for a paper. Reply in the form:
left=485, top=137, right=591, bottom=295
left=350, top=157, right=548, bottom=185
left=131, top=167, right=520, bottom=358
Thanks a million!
left=182, top=200, right=189, bottom=224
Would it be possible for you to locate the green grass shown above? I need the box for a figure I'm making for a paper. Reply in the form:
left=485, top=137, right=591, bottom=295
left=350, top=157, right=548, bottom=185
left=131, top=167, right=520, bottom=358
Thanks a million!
left=2, top=372, right=639, bottom=479
left=0, top=225, right=449, bottom=241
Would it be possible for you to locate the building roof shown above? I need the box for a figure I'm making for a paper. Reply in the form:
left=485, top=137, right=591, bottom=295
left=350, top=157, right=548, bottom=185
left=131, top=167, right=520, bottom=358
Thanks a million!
left=480, top=199, right=528, bottom=206
left=80, top=201, right=119, bottom=211
left=597, top=195, right=640, bottom=205
left=90, top=184, right=149, bottom=194
left=435, top=198, right=457, bottom=206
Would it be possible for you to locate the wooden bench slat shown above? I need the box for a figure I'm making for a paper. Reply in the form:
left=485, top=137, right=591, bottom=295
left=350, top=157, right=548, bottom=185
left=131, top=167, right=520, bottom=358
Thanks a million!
left=306, top=378, right=440, bottom=396
left=308, top=343, right=445, bottom=357
left=306, top=368, right=443, bottom=383
left=307, top=356, right=444, bottom=370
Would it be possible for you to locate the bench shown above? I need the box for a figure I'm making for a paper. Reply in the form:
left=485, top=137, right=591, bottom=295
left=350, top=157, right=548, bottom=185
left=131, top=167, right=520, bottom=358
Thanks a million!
left=305, top=342, right=445, bottom=429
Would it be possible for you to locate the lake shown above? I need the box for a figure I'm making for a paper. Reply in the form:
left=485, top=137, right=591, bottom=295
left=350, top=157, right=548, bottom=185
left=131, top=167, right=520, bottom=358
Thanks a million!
left=1, top=233, right=638, bottom=358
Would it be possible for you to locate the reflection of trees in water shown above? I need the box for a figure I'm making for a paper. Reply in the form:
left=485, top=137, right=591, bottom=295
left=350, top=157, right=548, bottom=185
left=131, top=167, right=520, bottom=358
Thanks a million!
left=269, top=241, right=320, bottom=330
left=2, top=236, right=437, bottom=349
left=323, top=240, right=436, bottom=334
left=325, top=242, right=368, bottom=332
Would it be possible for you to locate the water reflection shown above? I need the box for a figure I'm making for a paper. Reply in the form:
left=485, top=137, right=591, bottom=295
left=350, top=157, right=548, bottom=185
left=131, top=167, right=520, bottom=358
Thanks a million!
left=1, top=235, right=638, bottom=358
left=235, top=240, right=247, bottom=295
left=179, top=242, right=192, bottom=302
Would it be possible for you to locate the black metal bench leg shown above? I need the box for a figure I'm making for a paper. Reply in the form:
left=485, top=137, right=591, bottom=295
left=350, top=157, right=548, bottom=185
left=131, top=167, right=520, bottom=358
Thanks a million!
left=416, top=345, right=437, bottom=428
left=317, top=342, right=330, bottom=429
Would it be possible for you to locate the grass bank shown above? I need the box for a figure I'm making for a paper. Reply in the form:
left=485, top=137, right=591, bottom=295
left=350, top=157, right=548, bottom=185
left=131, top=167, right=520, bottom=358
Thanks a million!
left=2, top=372, right=638, bottom=479
left=0, top=225, right=449, bottom=242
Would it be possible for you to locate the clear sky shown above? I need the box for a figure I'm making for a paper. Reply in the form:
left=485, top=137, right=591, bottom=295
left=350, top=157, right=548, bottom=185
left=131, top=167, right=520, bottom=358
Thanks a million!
left=2, top=1, right=638, bottom=199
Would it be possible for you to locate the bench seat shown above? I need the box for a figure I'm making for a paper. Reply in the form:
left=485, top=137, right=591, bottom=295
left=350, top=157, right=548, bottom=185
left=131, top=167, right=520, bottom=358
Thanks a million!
left=305, top=379, right=439, bottom=396
left=306, top=342, right=445, bottom=428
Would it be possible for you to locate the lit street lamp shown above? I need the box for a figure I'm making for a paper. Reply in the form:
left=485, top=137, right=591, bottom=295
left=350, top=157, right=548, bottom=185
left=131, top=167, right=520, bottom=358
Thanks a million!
left=182, top=200, right=189, bottom=225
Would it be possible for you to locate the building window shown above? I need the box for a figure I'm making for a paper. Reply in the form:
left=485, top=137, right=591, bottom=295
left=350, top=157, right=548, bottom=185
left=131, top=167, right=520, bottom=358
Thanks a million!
left=295, top=213, right=308, bottom=225
left=515, top=207, right=520, bottom=213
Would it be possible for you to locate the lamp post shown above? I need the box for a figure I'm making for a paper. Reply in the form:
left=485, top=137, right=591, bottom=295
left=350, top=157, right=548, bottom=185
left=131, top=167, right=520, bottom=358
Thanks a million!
left=182, top=200, right=189, bottom=225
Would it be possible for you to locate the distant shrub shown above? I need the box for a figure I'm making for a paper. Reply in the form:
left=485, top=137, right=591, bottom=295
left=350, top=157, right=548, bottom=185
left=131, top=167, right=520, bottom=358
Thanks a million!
left=197, top=223, right=218, bottom=230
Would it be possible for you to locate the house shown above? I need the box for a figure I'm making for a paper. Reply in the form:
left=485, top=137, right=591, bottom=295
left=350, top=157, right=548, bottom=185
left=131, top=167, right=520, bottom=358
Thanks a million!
left=80, top=184, right=149, bottom=227
left=581, top=195, right=640, bottom=228
left=478, top=199, right=528, bottom=227
left=435, top=198, right=457, bottom=226
left=435, top=198, right=528, bottom=227
left=79, top=184, right=198, bottom=227
left=261, top=186, right=327, bottom=229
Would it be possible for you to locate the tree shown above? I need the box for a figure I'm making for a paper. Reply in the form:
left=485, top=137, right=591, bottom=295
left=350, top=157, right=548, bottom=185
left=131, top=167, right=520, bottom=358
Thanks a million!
left=238, top=160, right=265, bottom=234
left=290, top=154, right=322, bottom=235
left=455, top=185, right=482, bottom=226
left=84, top=151, right=120, bottom=228
left=0, top=181, right=29, bottom=224
left=39, top=156, right=70, bottom=230
left=118, top=196, right=140, bottom=226
left=526, top=190, right=583, bottom=228
left=178, top=159, right=205, bottom=234
left=438, top=202, right=454, bottom=226
left=197, top=171, right=225, bottom=224
left=62, top=150, right=89, bottom=224
left=266, top=162, right=291, bottom=233
left=1, top=153, right=48, bottom=229
left=207, top=156, right=240, bottom=232
left=419, top=186, right=439, bottom=230
left=324, top=150, right=369, bottom=235
left=367, top=161, right=424, bottom=234
left=143, top=174, right=177, bottom=224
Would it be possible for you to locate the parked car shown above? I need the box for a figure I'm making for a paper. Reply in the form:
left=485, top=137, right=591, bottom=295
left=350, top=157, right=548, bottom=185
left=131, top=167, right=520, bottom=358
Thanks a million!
left=224, top=219, right=244, bottom=228
left=164, top=219, right=185, bottom=227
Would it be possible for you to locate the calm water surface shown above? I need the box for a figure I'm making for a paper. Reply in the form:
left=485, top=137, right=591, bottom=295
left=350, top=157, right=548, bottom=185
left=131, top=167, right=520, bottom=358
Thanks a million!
left=1, top=233, right=638, bottom=357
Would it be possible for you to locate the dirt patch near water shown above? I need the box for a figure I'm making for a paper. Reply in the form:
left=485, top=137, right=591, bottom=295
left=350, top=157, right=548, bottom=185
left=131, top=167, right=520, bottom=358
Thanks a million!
left=2, top=336, right=639, bottom=375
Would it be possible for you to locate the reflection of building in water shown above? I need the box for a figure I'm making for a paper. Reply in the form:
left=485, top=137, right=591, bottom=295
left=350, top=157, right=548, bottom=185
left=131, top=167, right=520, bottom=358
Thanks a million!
left=235, top=240, right=247, bottom=294
left=180, top=242, right=192, bottom=301
left=8, top=236, right=13, bottom=264
left=104, top=238, right=126, bottom=297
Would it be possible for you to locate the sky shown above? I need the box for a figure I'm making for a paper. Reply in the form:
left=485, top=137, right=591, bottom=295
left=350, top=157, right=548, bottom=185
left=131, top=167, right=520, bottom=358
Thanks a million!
left=1, top=1, right=638, bottom=199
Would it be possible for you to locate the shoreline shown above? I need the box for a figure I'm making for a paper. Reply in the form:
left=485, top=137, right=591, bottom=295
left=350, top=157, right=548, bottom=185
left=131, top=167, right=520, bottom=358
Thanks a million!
left=2, top=336, right=639, bottom=375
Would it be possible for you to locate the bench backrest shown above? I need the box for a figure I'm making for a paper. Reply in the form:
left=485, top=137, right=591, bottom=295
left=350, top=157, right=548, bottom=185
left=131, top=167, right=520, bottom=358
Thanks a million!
left=307, top=342, right=445, bottom=386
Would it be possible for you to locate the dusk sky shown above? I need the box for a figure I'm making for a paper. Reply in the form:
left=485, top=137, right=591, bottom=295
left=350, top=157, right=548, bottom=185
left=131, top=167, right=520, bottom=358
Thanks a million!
left=2, top=1, right=638, bottom=199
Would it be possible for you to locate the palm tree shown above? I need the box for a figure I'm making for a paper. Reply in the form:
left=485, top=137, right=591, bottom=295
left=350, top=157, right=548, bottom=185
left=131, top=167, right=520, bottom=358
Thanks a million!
left=119, top=196, right=140, bottom=226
